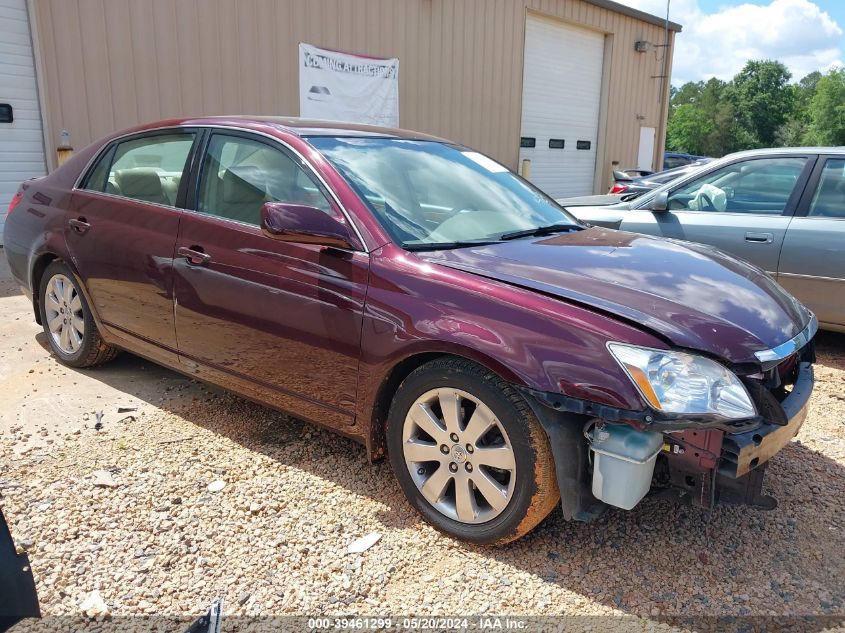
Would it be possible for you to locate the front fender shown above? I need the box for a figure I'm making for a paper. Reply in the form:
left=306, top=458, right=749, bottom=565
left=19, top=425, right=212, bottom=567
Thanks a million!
left=357, top=246, right=665, bottom=455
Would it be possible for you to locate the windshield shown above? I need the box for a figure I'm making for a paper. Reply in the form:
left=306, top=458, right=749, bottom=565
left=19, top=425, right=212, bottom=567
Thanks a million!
left=306, top=137, right=580, bottom=248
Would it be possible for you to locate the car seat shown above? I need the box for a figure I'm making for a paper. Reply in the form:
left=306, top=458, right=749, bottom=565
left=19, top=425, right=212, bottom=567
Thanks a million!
left=114, top=168, right=169, bottom=206
left=220, top=166, right=268, bottom=225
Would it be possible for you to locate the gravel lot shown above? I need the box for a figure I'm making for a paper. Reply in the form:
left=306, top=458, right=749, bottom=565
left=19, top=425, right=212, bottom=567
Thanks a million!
left=1, top=258, right=844, bottom=631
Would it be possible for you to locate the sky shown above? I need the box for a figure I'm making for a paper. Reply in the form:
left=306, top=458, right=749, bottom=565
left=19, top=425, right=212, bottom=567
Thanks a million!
left=616, top=0, right=844, bottom=85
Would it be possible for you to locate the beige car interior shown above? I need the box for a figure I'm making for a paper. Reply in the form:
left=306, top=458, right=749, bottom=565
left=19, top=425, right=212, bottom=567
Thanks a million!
left=104, top=138, right=192, bottom=206
left=199, top=139, right=332, bottom=225
left=96, top=135, right=334, bottom=220
left=110, top=168, right=180, bottom=206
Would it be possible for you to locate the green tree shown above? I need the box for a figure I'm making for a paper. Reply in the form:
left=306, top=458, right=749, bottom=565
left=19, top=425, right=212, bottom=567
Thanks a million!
left=775, top=71, right=822, bottom=146
left=667, top=78, right=741, bottom=156
left=805, top=68, right=845, bottom=145
left=670, top=81, right=704, bottom=108
left=666, top=103, right=713, bottom=155
left=665, top=61, right=840, bottom=156
left=725, top=60, right=794, bottom=147
left=796, top=71, right=823, bottom=107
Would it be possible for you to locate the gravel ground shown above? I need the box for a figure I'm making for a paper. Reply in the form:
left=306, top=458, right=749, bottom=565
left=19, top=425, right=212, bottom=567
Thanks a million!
left=2, top=328, right=844, bottom=631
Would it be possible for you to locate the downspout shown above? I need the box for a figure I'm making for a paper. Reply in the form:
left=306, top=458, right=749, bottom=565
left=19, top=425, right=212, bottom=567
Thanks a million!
left=656, top=0, right=674, bottom=170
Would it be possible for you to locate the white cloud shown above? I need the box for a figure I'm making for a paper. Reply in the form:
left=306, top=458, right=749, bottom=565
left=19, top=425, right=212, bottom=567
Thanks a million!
left=618, top=0, right=843, bottom=84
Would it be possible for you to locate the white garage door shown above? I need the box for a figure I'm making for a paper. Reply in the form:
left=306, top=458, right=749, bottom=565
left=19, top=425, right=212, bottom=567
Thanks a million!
left=519, top=15, right=605, bottom=199
left=0, top=0, right=47, bottom=243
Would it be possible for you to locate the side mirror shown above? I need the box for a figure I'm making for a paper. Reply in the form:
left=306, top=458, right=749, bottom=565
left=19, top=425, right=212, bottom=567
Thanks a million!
left=652, top=190, right=669, bottom=212
left=260, top=202, right=356, bottom=250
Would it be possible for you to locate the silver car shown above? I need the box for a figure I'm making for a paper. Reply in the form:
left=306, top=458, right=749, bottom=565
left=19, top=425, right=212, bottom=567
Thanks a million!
left=562, top=148, right=845, bottom=332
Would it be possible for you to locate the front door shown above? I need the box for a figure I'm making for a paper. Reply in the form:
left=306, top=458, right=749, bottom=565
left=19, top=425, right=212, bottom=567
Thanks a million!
left=172, top=131, right=368, bottom=429
left=68, top=130, right=197, bottom=358
left=620, top=156, right=814, bottom=274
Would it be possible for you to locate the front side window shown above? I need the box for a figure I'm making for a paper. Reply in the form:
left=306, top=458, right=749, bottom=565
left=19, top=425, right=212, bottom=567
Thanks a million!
left=666, top=157, right=807, bottom=214
left=196, top=134, right=333, bottom=226
left=809, top=159, right=845, bottom=218
left=82, top=133, right=195, bottom=206
left=306, top=137, right=579, bottom=247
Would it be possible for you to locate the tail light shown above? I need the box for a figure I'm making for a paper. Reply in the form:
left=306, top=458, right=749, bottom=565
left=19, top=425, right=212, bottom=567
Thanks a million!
left=609, top=183, right=628, bottom=194
left=7, top=189, right=24, bottom=215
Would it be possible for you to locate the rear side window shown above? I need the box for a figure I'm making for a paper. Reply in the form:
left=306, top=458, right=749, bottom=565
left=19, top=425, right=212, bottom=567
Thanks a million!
left=80, top=146, right=114, bottom=192
left=196, top=133, right=332, bottom=226
left=809, top=159, right=845, bottom=218
left=81, top=133, right=195, bottom=207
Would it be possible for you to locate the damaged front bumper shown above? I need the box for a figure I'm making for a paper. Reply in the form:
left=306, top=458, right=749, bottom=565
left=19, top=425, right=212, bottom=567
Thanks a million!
left=523, top=354, right=815, bottom=519
left=720, top=362, right=813, bottom=478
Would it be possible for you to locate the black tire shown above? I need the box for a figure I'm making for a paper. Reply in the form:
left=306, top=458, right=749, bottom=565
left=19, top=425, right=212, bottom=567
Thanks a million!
left=38, top=261, right=119, bottom=368
left=387, top=357, right=559, bottom=544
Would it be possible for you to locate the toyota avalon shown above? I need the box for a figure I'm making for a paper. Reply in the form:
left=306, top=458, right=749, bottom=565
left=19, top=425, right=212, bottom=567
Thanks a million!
left=3, top=117, right=816, bottom=543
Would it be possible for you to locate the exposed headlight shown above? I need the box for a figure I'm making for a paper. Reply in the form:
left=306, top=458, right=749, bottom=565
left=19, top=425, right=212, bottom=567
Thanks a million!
left=607, top=343, right=756, bottom=419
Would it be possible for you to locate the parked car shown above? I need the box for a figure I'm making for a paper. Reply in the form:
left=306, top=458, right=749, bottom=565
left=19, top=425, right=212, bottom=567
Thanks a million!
left=609, top=161, right=712, bottom=197
left=4, top=118, right=816, bottom=544
left=561, top=147, right=845, bottom=333
left=663, top=151, right=710, bottom=170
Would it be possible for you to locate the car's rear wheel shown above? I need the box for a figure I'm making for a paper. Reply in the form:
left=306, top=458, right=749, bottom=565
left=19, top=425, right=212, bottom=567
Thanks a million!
left=387, top=357, right=559, bottom=544
left=39, top=261, right=119, bottom=368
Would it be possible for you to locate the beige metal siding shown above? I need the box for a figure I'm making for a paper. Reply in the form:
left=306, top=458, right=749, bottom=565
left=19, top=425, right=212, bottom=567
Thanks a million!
left=31, top=0, right=675, bottom=191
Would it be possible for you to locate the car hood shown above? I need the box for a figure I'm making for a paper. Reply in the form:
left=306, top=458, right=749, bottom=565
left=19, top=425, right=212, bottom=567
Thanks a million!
left=417, top=228, right=811, bottom=364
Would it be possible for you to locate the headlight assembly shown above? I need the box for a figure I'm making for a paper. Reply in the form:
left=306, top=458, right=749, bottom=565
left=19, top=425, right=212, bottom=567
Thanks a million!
left=607, top=343, right=756, bottom=420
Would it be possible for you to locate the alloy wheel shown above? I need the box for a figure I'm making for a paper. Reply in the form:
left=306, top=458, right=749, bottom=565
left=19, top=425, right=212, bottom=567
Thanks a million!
left=44, top=274, right=85, bottom=354
left=402, top=387, right=517, bottom=524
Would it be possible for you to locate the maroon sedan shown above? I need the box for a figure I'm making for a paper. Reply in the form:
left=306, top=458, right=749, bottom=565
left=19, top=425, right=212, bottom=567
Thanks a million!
left=4, top=117, right=816, bottom=544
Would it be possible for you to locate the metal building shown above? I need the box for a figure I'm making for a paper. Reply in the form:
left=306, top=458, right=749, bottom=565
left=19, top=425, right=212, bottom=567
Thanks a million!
left=2, top=0, right=680, bottom=221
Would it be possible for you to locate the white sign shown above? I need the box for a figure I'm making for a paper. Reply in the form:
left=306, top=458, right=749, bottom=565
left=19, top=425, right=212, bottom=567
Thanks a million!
left=299, top=43, right=399, bottom=127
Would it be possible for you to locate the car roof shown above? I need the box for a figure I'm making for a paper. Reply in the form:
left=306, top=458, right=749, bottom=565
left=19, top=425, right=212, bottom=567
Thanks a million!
left=128, top=115, right=450, bottom=143
left=721, top=146, right=845, bottom=159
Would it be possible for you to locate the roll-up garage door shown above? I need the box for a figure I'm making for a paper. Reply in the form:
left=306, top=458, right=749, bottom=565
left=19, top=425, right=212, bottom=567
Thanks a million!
left=0, top=0, right=47, bottom=243
left=519, top=14, right=604, bottom=199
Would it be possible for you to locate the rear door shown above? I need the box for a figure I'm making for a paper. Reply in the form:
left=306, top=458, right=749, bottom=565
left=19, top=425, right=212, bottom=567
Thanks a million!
left=69, top=130, right=197, bottom=360
left=778, top=156, right=845, bottom=329
left=172, top=130, right=368, bottom=429
left=619, top=156, right=815, bottom=274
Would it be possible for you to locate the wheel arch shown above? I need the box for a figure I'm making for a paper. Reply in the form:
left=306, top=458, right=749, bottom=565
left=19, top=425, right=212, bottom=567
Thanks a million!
left=31, top=253, right=101, bottom=332
left=30, top=251, right=60, bottom=325
left=364, top=346, right=526, bottom=462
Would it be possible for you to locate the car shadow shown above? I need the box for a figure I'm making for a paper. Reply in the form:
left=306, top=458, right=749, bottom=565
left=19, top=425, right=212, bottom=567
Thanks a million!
left=30, top=331, right=845, bottom=629
left=651, top=210, right=689, bottom=241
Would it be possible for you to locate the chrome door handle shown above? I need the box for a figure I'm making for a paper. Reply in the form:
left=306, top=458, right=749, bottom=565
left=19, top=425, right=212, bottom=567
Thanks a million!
left=745, top=232, right=773, bottom=244
left=177, top=246, right=211, bottom=265
left=69, top=217, right=91, bottom=234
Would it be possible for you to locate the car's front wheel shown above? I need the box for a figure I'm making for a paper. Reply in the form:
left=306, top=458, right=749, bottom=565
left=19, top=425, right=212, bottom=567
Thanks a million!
left=39, top=261, right=119, bottom=368
left=387, top=357, right=559, bottom=544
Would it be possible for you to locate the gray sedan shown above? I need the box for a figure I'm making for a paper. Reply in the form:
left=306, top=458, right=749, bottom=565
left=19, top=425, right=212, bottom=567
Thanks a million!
left=561, top=148, right=845, bottom=332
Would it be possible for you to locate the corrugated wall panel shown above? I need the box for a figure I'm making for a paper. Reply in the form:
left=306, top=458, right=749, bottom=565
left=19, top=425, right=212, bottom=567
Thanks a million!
left=31, top=0, right=674, bottom=191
